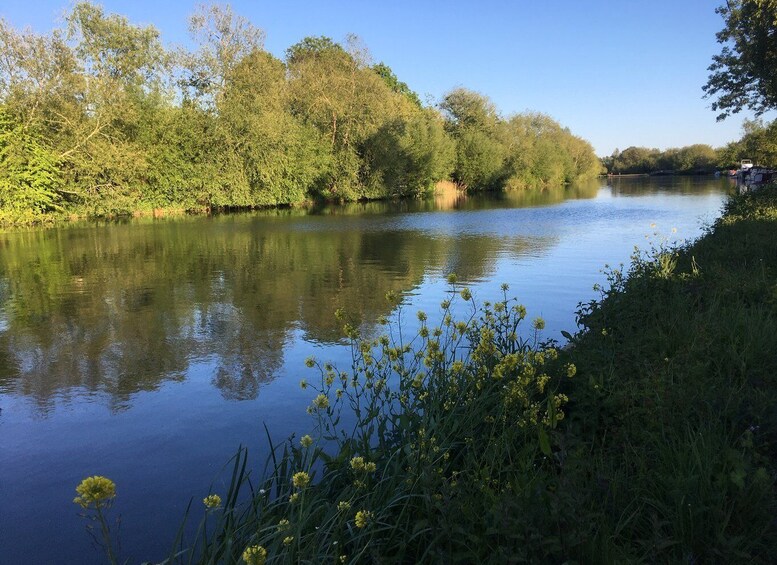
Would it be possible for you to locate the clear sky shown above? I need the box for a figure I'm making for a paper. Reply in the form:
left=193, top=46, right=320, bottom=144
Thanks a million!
left=1, top=0, right=765, bottom=156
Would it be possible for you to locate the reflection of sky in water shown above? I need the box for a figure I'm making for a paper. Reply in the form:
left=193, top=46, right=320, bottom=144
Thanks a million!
left=0, top=178, right=730, bottom=565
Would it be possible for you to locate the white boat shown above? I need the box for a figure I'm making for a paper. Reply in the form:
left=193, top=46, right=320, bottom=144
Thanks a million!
left=738, top=166, right=775, bottom=193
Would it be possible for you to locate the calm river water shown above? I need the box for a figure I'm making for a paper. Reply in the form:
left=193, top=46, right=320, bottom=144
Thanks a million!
left=0, top=176, right=730, bottom=564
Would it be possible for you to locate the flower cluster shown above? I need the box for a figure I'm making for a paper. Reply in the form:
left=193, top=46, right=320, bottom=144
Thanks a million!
left=242, top=545, right=267, bottom=565
left=292, top=471, right=311, bottom=489
left=312, top=394, right=329, bottom=410
left=73, top=476, right=116, bottom=509
left=349, top=456, right=377, bottom=473
left=354, top=509, right=373, bottom=528
left=202, top=494, right=222, bottom=509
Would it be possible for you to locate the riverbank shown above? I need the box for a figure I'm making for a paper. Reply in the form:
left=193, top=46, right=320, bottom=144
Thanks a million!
left=558, top=183, right=777, bottom=561
left=0, top=183, right=462, bottom=231
left=83, top=185, right=775, bottom=563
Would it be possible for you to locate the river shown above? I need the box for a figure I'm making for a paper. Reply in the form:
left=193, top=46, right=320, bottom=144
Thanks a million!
left=0, top=176, right=730, bottom=564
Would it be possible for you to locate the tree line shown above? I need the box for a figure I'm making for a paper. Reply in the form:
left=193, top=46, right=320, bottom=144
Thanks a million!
left=602, top=144, right=721, bottom=175
left=0, top=2, right=601, bottom=226
left=603, top=121, right=777, bottom=175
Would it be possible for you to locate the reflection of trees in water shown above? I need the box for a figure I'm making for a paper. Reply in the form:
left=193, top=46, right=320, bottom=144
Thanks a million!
left=196, top=303, right=286, bottom=401
left=0, top=203, right=564, bottom=413
left=606, top=176, right=733, bottom=196
left=312, top=180, right=601, bottom=215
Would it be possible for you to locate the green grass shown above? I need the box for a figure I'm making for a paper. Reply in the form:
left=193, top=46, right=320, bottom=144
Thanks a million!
left=78, top=186, right=777, bottom=564
left=563, top=185, right=777, bottom=562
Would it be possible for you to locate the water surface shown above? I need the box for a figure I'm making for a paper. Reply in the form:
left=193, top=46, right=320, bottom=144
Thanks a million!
left=0, top=176, right=730, bottom=564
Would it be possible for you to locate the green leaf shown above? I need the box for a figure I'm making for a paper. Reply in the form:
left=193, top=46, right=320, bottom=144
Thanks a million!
left=538, top=427, right=552, bottom=457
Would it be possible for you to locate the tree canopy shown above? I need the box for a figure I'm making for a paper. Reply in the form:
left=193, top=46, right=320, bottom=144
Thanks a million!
left=441, top=89, right=602, bottom=190
left=0, top=2, right=601, bottom=226
left=704, top=0, right=777, bottom=120
left=602, top=145, right=721, bottom=174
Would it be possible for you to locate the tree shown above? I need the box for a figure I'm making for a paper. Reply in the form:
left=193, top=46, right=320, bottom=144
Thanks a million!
left=440, top=88, right=500, bottom=132
left=372, top=63, right=421, bottom=107
left=704, top=0, right=777, bottom=120
left=220, top=49, right=329, bottom=205
left=722, top=118, right=777, bottom=165
left=440, top=89, right=508, bottom=189
left=609, top=146, right=661, bottom=174
left=0, top=108, right=63, bottom=218
left=181, top=4, right=265, bottom=108
left=363, top=109, right=454, bottom=197
left=286, top=35, right=408, bottom=199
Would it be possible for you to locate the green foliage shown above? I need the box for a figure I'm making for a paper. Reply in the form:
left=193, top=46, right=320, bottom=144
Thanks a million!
left=220, top=49, right=330, bottom=205
left=362, top=110, right=454, bottom=197
left=719, top=118, right=777, bottom=167
left=441, top=88, right=501, bottom=132
left=66, top=2, right=165, bottom=85
left=503, top=113, right=601, bottom=188
left=0, top=108, right=63, bottom=222
left=604, top=144, right=720, bottom=174
left=372, top=62, right=422, bottom=107
left=441, top=89, right=601, bottom=191
left=0, top=2, right=598, bottom=224
left=704, top=0, right=777, bottom=120
left=285, top=35, right=345, bottom=66
left=565, top=186, right=777, bottom=561
left=441, top=89, right=508, bottom=189
left=454, top=128, right=509, bottom=189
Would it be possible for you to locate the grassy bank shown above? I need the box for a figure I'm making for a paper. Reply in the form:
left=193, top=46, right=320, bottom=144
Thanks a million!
left=562, top=184, right=777, bottom=562
left=76, top=186, right=777, bottom=563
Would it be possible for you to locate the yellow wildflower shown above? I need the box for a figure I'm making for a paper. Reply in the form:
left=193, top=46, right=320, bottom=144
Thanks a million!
left=300, top=435, right=313, bottom=448
left=337, top=500, right=351, bottom=512
left=242, top=545, right=267, bottom=565
left=350, top=457, right=365, bottom=472
left=202, top=494, right=222, bottom=509
left=292, top=471, right=311, bottom=489
left=278, top=518, right=290, bottom=531
left=73, top=476, right=116, bottom=509
left=312, top=394, right=329, bottom=410
left=289, top=493, right=300, bottom=504
left=354, top=510, right=373, bottom=528
left=340, top=556, right=347, bottom=563
left=283, top=536, right=294, bottom=546
left=299, top=379, right=308, bottom=390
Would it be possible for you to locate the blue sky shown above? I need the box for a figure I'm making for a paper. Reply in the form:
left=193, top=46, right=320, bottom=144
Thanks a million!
left=1, top=0, right=763, bottom=155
